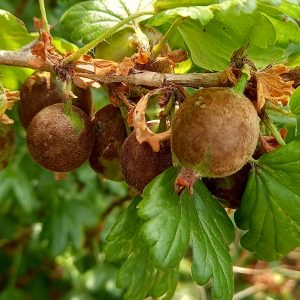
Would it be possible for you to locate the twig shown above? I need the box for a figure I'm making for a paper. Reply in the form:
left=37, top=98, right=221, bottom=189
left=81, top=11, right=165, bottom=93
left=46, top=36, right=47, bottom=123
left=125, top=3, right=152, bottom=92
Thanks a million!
left=233, top=266, right=300, bottom=279
left=233, top=284, right=267, bottom=300
left=76, top=70, right=225, bottom=88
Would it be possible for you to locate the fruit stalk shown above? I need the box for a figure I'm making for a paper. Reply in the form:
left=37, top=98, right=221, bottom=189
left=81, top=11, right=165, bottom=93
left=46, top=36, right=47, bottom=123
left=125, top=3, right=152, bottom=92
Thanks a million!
left=62, top=11, right=154, bottom=65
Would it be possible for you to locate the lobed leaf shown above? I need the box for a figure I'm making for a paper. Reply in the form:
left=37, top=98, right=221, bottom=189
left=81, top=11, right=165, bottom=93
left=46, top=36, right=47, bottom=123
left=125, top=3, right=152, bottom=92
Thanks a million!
left=235, top=139, right=300, bottom=260
left=138, top=168, right=190, bottom=268
left=105, top=197, right=144, bottom=262
left=138, top=168, right=235, bottom=300
left=187, top=181, right=234, bottom=300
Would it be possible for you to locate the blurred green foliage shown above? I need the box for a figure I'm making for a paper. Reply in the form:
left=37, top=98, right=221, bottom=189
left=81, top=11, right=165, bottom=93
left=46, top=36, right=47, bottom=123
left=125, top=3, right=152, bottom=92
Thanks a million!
left=0, top=0, right=299, bottom=299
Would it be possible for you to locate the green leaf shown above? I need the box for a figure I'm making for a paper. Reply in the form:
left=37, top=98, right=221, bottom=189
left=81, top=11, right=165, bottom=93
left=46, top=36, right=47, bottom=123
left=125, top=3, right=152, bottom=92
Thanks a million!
left=289, top=87, right=300, bottom=115
left=0, top=167, right=37, bottom=213
left=265, top=15, right=300, bottom=47
left=0, top=10, right=35, bottom=89
left=43, top=200, right=98, bottom=255
left=60, top=0, right=154, bottom=44
left=138, top=168, right=190, bottom=269
left=187, top=181, right=234, bottom=300
left=150, top=0, right=258, bottom=27
left=154, top=0, right=257, bottom=13
left=150, top=266, right=179, bottom=300
left=248, top=45, right=285, bottom=68
left=116, top=246, right=155, bottom=300
left=138, top=168, right=234, bottom=300
left=0, top=9, right=34, bottom=50
left=149, top=6, right=214, bottom=26
left=105, top=197, right=144, bottom=262
left=178, top=11, right=275, bottom=70
left=105, top=198, right=156, bottom=300
left=154, top=0, right=216, bottom=11
left=235, top=139, right=300, bottom=261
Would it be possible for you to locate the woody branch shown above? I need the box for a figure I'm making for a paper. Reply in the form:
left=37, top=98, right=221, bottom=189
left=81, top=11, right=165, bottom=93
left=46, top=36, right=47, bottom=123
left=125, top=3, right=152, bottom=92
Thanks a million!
left=0, top=49, right=298, bottom=88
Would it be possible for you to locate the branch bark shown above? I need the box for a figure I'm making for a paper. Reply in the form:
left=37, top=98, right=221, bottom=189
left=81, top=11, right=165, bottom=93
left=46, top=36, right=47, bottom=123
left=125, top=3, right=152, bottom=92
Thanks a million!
left=0, top=49, right=51, bottom=71
left=0, top=49, right=224, bottom=88
left=0, top=49, right=298, bottom=89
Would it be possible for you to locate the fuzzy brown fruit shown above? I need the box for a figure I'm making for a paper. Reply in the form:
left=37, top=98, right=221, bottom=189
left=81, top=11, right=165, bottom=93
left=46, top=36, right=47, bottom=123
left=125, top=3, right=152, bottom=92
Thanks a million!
left=0, top=123, right=15, bottom=170
left=203, top=163, right=251, bottom=208
left=121, top=133, right=172, bottom=192
left=89, top=104, right=127, bottom=181
left=26, top=103, right=94, bottom=172
left=172, top=87, right=259, bottom=177
left=19, top=71, right=92, bottom=128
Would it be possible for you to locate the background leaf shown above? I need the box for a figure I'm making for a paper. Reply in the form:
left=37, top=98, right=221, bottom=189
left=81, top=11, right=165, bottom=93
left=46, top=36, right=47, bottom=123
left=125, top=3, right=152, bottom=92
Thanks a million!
left=235, top=139, right=300, bottom=260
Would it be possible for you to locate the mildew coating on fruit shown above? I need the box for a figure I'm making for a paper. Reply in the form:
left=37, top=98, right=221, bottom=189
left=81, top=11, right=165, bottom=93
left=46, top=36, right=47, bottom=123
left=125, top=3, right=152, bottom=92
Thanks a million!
left=19, top=71, right=92, bottom=128
left=171, top=87, right=259, bottom=177
left=26, top=103, right=94, bottom=172
left=203, top=163, right=251, bottom=208
left=89, top=104, right=127, bottom=181
left=121, top=132, right=172, bottom=192
left=0, top=123, right=15, bottom=170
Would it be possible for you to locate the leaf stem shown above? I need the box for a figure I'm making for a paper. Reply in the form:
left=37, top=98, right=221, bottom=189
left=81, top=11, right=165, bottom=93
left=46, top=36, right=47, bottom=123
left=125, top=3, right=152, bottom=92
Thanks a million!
left=260, top=109, right=286, bottom=146
left=158, top=95, right=174, bottom=132
left=39, top=0, right=50, bottom=33
left=152, top=17, right=185, bottom=60
left=62, top=11, right=154, bottom=65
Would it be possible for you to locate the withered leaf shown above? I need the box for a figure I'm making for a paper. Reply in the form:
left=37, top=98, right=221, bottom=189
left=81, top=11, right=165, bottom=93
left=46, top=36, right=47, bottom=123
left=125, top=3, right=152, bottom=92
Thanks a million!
left=255, top=65, right=294, bottom=110
left=73, top=76, right=100, bottom=89
left=0, top=113, right=14, bottom=124
left=116, top=57, right=134, bottom=76
left=220, top=68, right=238, bottom=86
left=94, top=59, right=118, bottom=76
left=137, top=51, right=150, bottom=65
left=167, top=49, right=188, bottom=64
left=133, top=94, right=171, bottom=152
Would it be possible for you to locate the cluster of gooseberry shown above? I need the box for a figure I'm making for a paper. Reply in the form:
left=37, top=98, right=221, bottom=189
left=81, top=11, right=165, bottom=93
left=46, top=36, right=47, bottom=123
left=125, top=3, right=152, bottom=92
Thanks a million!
left=0, top=27, right=261, bottom=208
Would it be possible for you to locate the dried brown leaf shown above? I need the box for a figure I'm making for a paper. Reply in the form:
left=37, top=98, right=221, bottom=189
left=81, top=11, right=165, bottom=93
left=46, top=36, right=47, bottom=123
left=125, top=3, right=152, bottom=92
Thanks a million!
left=220, top=68, right=238, bottom=85
left=148, top=57, right=174, bottom=73
left=94, top=59, right=118, bottom=76
left=0, top=113, right=14, bottom=124
left=255, top=65, right=294, bottom=110
left=167, top=50, right=188, bottom=64
left=137, top=51, right=150, bottom=65
left=116, top=57, right=134, bottom=76
left=73, top=76, right=100, bottom=89
left=133, top=94, right=171, bottom=152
